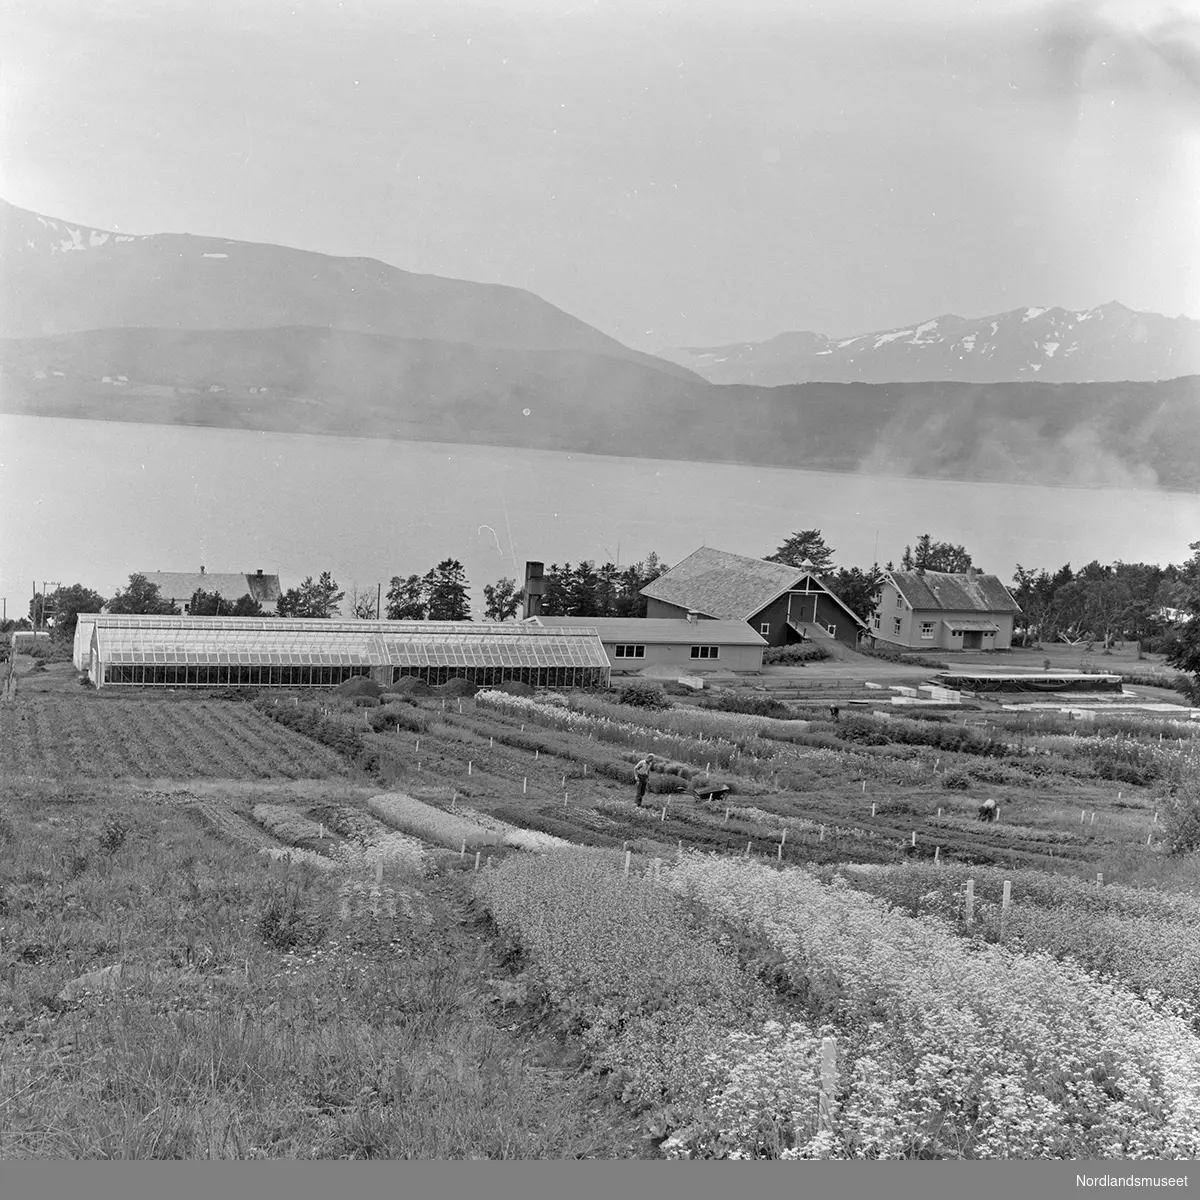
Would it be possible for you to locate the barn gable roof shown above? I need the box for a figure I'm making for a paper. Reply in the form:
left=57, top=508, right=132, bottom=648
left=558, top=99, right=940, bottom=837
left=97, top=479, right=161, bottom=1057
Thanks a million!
left=887, top=570, right=1021, bottom=615
left=640, top=546, right=866, bottom=627
left=531, top=616, right=768, bottom=646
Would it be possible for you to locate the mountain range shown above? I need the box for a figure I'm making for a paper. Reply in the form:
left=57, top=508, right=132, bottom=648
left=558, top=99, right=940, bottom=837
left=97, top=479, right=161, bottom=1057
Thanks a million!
left=658, top=305, right=1200, bottom=386
left=2, top=198, right=1198, bottom=493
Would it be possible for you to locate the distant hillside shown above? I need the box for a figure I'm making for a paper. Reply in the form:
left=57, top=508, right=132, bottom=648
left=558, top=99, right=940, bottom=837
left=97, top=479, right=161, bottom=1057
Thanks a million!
left=659, top=304, right=1200, bottom=386
left=0, top=198, right=700, bottom=382
left=4, top=327, right=1198, bottom=492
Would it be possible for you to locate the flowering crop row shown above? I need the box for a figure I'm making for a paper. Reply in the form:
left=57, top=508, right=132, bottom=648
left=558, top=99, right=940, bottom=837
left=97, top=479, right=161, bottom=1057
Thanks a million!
left=258, top=845, right=339, bottom=872
left=367, top=792, right=499, bottom=851
left=820, top=861, right=1200, bottom=1026
left=473, top=848, right=802, bottom=1146
left=449, top=803, right=574, bottom=852
left=251, top=803, right=326, bottom=845
left=665, top=855, right=1200, bottom=1159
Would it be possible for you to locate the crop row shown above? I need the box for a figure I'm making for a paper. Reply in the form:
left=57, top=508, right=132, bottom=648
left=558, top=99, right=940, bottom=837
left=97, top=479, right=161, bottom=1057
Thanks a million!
left=665, top=854, right=1200, bottom=1159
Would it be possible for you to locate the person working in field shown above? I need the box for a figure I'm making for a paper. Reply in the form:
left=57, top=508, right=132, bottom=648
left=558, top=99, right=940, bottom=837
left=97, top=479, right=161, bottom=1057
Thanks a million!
left=634, top=755, right=653, bottom=807
left=977, top=798, right=999, bottom=824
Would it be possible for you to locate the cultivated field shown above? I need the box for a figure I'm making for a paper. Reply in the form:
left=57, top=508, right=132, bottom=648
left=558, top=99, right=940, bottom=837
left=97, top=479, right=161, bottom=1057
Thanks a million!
left=2, top=658, right=1200, bottom=1160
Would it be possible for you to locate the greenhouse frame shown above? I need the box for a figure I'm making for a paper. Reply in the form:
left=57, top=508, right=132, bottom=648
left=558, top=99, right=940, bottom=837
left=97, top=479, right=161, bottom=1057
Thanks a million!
left=85, top=616, right=611, bottom=691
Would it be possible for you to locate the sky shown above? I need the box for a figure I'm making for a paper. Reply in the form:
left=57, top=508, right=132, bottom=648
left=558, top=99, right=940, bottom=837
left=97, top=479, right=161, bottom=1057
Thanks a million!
left=2, top=0, right=1199, bottom=350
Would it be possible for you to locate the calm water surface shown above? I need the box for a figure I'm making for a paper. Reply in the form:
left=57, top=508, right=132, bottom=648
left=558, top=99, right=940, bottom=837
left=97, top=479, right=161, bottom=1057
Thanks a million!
left=3, top=415, right=1198, bottom=611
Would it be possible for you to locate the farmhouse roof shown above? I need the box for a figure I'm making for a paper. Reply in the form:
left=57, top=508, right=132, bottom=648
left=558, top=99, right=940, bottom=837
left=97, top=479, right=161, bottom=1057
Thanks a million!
left=888, top=570, right=1021, bottom=615
left=640, top=546, right=866, bottom=626
left=530, top=616, right=768, bottom=646
left=139, top=571, right=282, bottom=604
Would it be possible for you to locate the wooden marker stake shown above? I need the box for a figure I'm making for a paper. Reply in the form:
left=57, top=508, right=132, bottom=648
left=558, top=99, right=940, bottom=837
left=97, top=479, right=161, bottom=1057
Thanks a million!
left=474, top=851, right=481, bottom=872
left=460, top=840, right=466, bottom=859
left=522, top=777, right=527, bottom=794
left=624, top=849, right=632, bottom=876
left=965, top=878, right=975, bottom=925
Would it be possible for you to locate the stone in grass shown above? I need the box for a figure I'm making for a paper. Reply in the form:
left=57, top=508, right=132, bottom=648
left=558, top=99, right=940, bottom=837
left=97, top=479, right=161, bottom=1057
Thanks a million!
left=58, top=963, right=125, bottom=1002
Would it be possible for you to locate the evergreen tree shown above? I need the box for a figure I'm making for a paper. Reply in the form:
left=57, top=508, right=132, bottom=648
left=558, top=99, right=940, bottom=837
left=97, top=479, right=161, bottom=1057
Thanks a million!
left=767, top=529, right=835, bottom=572
left=427, top=559, right=470, bottom=620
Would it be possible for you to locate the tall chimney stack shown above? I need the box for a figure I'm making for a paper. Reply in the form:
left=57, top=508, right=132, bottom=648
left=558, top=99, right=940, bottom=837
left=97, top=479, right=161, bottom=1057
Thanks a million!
left=522, top=561, right=546, bottom=620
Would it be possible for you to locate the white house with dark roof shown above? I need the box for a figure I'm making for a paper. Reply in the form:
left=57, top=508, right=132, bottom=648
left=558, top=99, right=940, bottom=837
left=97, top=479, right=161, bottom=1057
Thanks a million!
left=529, top=615, right=768, bottom=674
left=136, top=568, right=282, bottom=615
left=638, top=546, right=867, bottom=649
left=871, top=568, right=1022, bottom=652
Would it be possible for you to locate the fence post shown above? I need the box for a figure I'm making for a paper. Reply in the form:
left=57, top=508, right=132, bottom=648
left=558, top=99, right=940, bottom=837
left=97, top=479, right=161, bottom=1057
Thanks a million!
left=818, top=1036, right=837, bottom=1133
left=965, top=878, right=975, bottom=925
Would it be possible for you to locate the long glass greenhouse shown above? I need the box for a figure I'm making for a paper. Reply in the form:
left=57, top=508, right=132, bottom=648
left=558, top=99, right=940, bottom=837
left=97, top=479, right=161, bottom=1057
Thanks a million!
left=84, top=616, right=611, bottom=690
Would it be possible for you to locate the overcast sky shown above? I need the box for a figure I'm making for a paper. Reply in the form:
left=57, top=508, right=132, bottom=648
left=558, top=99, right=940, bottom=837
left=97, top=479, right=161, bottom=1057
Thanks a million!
left=3, top=0, right=1198, bottom=349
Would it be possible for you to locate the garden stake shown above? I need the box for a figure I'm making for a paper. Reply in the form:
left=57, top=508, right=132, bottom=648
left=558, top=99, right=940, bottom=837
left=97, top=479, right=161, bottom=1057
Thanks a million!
left=1081, top=809, right=1086, bottom=824
left=777, top=841, right=783, bottom=861
left=862, top=781, right=866, bottom=793
left=937, top=808, right=942, bottom=817
left=460, top=840, right=466, bottom=859
left=564, top=792, right=569, bottom=806
left=819, top=825, right=825, bottom=843
left=319, top=823, right=324, bottom=840
left=871, top=803, right=876, bottom=817
left=745, top=840, right=751, bottom=858
left=376, top=860, right=384, bottom=884
left=536, top=750, right=539, bottom=759
left=934, top=846, right=940, bottom=864
left=490, top=737, right=493, bottom=748
left=523, top=777, right=527, bottom=794
left=468, top=761, right=472, bottom=775
left=415, top=739, right=419, bottom=753
left=965, top=878, right=975, bottom=925
left=911, top=831, right=916, bottom=847
left=1147, top=831, right=1153, bottom=845
left=818, top=1037, right=837, bottom=1133
left=661, top=806, right=667, bottom=822
left=624, top=849, right=632, bottom=877
left=562, top=774, right=566, bottom=786
left=724, top=807, right=730, bottom=824
left=1001, top=880, right=1011, bottom=941
left=677, top=839, right=683, bottom=859
left=1091, top=811, right=1096, bottom=826
left=1097, top=872, right=1104, bottom=886
left=474, top=851, right=481, bottom=872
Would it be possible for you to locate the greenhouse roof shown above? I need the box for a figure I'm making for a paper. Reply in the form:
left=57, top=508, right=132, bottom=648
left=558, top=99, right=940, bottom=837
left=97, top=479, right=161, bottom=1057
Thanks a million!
left=90, top=619, right=610, bottom=669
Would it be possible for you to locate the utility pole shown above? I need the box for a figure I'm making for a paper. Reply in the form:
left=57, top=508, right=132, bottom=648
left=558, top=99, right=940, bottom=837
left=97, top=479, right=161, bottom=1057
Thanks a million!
left=377, top=582, right=382, bottom=622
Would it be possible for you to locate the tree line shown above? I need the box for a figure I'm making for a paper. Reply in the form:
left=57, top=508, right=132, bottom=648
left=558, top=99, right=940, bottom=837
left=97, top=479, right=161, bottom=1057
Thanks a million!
left=7, top=535, right=1200, bottom=694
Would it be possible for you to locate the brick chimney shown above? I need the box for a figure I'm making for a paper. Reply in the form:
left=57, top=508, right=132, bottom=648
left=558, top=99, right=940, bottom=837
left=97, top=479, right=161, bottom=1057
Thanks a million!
left=522, top=561, right=545, bottom=620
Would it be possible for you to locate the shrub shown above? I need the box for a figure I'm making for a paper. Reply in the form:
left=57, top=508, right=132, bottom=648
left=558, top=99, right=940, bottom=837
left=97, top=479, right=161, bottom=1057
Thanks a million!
left=617, top=680, right=672, bottom=710
left=368, top=705, right=429, bottom=734
left=762, top=644, right=830, bottom=665
left=334, top=675, right=383, bottom=698
left=704, top=692, right=793, bottom=719
left=835, top=716, right=892, bottom=746
left=859, top=645, right=948, bottom=669
left=940, top=768, right=973, bottom=790
left=497, top=679, right=535, bottom=697
left=95, top=817, right=128, bottom=854
left=1160, top=775, right=1200, bottom=855
left=386, top=676, right=434, bottom=697
left=434, top=678, right=479, bottom=698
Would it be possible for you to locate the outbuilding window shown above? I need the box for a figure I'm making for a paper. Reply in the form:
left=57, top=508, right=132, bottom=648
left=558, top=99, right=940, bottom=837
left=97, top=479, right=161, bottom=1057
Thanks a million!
left=759, top=622, right=771, bottom=635
left=613, top=644, right=645, bottom=659
left=690, top=646, right=720, bottom=659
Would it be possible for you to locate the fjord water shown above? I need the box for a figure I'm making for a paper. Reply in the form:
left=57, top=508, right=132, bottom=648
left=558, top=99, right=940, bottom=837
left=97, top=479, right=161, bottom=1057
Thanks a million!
left=3, top=415, right=1199, bottom=609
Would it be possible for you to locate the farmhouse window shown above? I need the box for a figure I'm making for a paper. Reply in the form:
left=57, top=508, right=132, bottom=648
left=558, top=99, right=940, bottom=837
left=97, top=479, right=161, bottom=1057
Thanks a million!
left=893, top=617, right=902, bottom=636
left=920, top=622, right=935, bottom=639
left=873, top=615, right=881, bottom=629
left=760, top=622, right=771, bottom=635
left=895, top=593, right=902, bottom=608
left=613, top=644, right=646, bottom=658
left=690, top=646, right=720, bottom=659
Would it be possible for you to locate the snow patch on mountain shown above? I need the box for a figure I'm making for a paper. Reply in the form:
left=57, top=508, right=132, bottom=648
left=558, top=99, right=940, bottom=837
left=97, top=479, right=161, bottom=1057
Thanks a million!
left=875, top=329, right=913, bottom=346
left=1024, top=307, right=1047, bottom=320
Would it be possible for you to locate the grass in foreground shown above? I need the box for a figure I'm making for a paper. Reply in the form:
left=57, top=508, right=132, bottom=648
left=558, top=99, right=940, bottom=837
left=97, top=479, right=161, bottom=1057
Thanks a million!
left=0, top=780, right=647, bottom=1159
